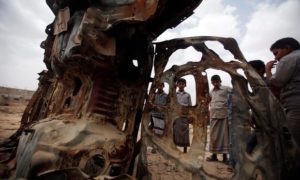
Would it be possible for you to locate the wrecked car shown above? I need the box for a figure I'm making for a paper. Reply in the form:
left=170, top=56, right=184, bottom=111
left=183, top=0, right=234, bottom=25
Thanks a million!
left=0, top=0, right=297, bottom=179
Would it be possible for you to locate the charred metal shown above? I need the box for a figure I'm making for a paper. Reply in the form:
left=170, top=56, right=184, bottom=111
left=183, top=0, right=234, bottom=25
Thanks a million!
left=0, top=0, right=297, bottom=179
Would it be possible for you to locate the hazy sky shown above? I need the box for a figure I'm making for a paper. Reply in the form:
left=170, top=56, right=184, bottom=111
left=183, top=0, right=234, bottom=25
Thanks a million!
left=0, top=0, right=299, bottom=92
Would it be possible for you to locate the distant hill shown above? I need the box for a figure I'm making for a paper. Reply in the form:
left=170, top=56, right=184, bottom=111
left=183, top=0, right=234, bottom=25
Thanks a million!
left=0, top=86, right=34, bottom=102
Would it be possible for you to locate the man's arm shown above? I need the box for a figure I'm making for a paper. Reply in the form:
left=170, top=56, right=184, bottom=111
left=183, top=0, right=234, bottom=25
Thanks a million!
left=266, top=60, right=277, bottom=81
left=270, top=57, right=297, bottom=88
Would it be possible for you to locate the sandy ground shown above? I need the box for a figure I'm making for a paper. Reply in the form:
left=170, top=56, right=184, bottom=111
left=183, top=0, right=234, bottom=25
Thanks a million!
left=0, top=90, right=233, bottom=179
left=145, top=126, right=233, bottom=180
left=0, top=101, right=25, bottom=142
left=146, top=146, right=233, bottom=180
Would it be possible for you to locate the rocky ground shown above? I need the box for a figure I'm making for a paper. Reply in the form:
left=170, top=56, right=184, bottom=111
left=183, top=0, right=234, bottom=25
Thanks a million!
left=0, top=87, right=233, bottom=179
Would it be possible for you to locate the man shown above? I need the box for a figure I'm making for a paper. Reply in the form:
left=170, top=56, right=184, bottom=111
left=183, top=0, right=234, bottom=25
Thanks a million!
left=173, top=78, right=192, bottom=153
left=266, top=37, right=300, bottom=147
left=150, top=82, right=169, bottom=136
left=249, top=60, right=266, bottom=83
left=207, top=75, right=231, bottom=163
left=246, top=60, right=267, bottom=154
left=265, top=37, right=300, bottom=179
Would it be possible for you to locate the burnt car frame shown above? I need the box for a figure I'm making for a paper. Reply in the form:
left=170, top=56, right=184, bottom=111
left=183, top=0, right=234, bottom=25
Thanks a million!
left=0, top=0, right=297, bottom=179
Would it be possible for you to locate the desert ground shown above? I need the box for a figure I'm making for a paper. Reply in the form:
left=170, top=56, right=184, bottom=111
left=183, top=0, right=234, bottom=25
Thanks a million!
left=0, top=86, right=233, bottom=179
left=0, top=87, right=33, bottom=142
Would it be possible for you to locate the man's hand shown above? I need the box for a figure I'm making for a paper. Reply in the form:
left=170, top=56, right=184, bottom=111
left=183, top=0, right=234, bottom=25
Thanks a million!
left=266, top=60, right=277, bottom=80
left=266, top=60, right=277, bottom=71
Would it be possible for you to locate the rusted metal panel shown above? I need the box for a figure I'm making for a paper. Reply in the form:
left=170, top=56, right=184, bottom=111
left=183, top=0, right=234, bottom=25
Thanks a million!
left=1, top=0, right=203, bottom=179
left=54, top=7, right=70, bottom=35
left=141, top=36, right=295, bottom=179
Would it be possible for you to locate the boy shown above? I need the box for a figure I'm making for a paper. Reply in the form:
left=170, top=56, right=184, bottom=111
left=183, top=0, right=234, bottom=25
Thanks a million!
left=207, top=75, right=231, bottom=163
left=173, top=78, right=192, bottom=153
left=150, top=82, right=169, bottom=136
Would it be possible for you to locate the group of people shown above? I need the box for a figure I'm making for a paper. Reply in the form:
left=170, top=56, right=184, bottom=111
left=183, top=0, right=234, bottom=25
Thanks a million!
left=148, top=37, right=300, bottom=173
left=149, top=78, right=192, bottom=153
left=207, top=37, right=300, bottom=171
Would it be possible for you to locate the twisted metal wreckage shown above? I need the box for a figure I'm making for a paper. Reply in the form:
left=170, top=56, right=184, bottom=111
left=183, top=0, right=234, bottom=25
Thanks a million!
left=0, top=0, right=297, bottom=179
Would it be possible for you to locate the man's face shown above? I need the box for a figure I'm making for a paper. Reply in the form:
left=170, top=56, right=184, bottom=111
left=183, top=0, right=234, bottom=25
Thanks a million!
left=157, top=83, right=164, bottom=92
left=211, top=80, right=221, bottom=89
left=177, top=82, right=186, bottom=91
left=271, top=48, right=292, bottom=61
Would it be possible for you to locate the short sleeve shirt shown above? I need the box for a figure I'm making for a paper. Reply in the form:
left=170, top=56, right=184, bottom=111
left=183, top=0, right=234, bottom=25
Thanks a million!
left=176, top=91, right=192, bottom=106
left=154, top=92, right=168, bottom=105
left=209, top=86, right=232, bottom=119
